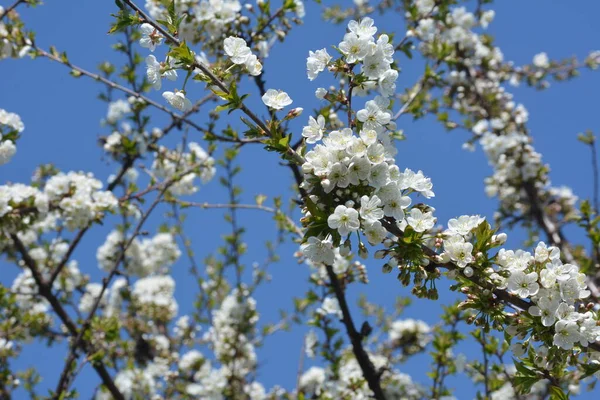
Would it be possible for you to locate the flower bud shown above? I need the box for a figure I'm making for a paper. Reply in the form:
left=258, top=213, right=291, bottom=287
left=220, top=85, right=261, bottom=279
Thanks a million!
left=374, top=250, right=387, bottom=259
left=284, top=107, right=303, bottom=120
left=339, top=240, right=351, bottom=257
left=492, top=233, right=507, bottom=245
left=358, top=243, right=368, bottom=259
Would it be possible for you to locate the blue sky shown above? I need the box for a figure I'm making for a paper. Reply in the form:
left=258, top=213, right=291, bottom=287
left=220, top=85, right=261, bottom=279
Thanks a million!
left=2, top=0, right=600, bottom=398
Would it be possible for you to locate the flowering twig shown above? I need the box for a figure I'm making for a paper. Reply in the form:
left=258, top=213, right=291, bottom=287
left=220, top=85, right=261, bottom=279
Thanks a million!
left=0, top=0, right=26, bottom=21
left=120, top=0, right=305, bottom=166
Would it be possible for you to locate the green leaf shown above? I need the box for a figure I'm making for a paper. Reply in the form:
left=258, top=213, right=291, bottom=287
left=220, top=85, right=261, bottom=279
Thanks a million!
left=549, top=385, right=569, bottom=400
left=168, top=41, right=195, bottom=66
left=513, top=359, right=536, bottom=377
left=108, top=9, right=140, bottom=34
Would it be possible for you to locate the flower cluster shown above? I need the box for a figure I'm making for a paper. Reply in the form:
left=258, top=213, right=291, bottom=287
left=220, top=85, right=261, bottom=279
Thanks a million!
left=96, top=230, right=181, bottom=277
left=388, top=318, right=432, bottom=355
left=409, top=3, right=579, bottom=222
left=223, top=36, right=262, bottom=76
left=151, top=141, right=216, bottom=196
left=299, top=349, right=424, bottom=399
left=146, top=0, right=242, bottom=40
left=298, top=18, right=438, bottom=287
left=496, top=242, right=600, bottom=350
left=300, top=114, right=435, bottom=263
left=437, top=215, right=486, bottom=272
left=0, top=171, right=118, bottom=232
left=203, top=288, right=258, bottom=377
left=44, top=171, right=119, bottom=230
left=132, top=274, right=178, bottom=321
left=0, top=6, right=32, bottom=60
left=436, top=215, right=600, bottom=353
left=105, top=99, right=131, bottom=125
left=0, top=108, right=24, bottom=165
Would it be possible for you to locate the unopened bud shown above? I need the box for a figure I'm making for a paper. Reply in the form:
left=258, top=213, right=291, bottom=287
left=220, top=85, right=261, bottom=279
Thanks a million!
left=284, top=107, right=303, bottom=120
left=374, top=250, right=387, bottom=259
left=339, top=240, right=351, bottom=257
left=492, top=233, right=507, bottom=245
left=358, top=243, right=368, bottom=259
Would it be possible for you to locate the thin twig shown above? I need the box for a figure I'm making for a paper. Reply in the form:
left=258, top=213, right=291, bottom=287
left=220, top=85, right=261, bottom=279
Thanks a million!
left=0, top=0, right=25, bottom=21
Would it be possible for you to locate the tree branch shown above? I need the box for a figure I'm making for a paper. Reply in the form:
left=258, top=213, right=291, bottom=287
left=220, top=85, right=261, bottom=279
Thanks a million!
left=324, top=264, right=387, bottom=400
left=9, top=235, right=125, bottom=400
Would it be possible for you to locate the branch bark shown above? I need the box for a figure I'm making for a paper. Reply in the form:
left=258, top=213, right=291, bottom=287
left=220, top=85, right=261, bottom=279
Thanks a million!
left=324, top=265, right=387, bottom=400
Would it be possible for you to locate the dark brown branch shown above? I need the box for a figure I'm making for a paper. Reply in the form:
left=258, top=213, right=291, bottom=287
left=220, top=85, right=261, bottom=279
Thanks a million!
left=9, top=234, right=125, bottom=400
left=324, top=265, right=387, bottom=400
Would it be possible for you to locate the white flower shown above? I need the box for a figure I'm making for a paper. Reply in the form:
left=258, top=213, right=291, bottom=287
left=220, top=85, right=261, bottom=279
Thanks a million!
left=356, top=99, right=391, bottom=132
left=507, top=271, right=539, bottom=298
left=302, top=115, right=325, bottom=144
left=397, top=168, right=435, bottom=198
left=347, top=156, right=371, bottom=184
left=511, top=342, right=527, bottom=357
left=534, top=241, right=560, bottom=263
left=244, top=54, right=263, bottom=76
left=79, top=283, right=107, bottom=313
left=0, top=140, right=16, bottom=165
left=359, top=195, right=384, bottom=223
left=146, top=55, right=162, bottom=90
left=106, top=99, right=131, bottom=124
left=497, top=249, right=533, bottom=272
left=363, top=50, right=389, bottom=79
left=447, top=215, right=484, bottom=236
left=162, top=91, right=192, bottom=112
left=318, top=297, right=342, bottom=319
left=348, top=17, right=377, bottom=39
left=379, top=69, right=398, bottom=98
left=327, top=205, right=360, bottom=237
left=364, top=220, right=387, bottom=245
left=139, top=23, right=163, bottom=52
left=444, top=236, right=473, bottom=268
left=223, top=36, right=251, bottom=64
left=528, top=296, right=559, bottom=327
left=305, top=331, right=318, bottom=358
left=325, top=163, right=349, bottom=192
left=261, top=89, right=293, bottom=110
left=306, top=49, right=332, bottom=80
left=553, top=320, right=580, bottom=350
left=299, top=366, right=326, bottom=394
left=533, top=52, right=549, bottom=68
left=338, top=33, right=370, bottom=64
left=406, top=208, right=436, bottom=233
left=0, top=109, right=25, bottom=132
left=315, top=88, right=327, bottom=99
left=382, top=194, right=411, bottom=221
left=301, top=237, right=335, bottom=264
left=480, top=10, right=495, bottom=29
